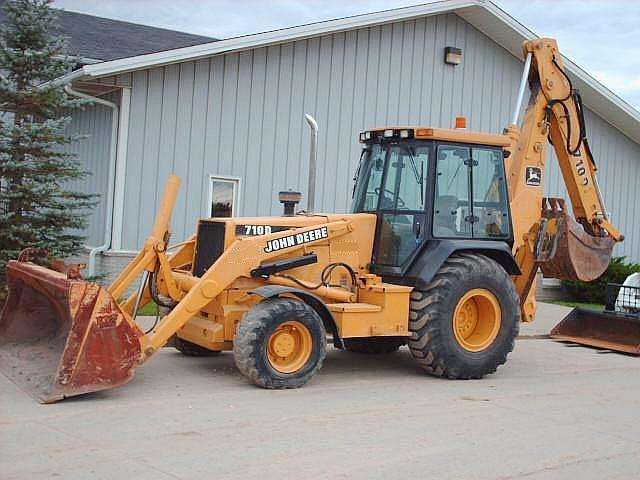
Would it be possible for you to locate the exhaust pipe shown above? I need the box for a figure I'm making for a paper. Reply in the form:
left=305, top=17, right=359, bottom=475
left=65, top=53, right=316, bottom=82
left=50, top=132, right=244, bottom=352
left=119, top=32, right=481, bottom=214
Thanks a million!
left=278, top=190, right=301, bottom=216
left=304, top=114, right=318, bottom=212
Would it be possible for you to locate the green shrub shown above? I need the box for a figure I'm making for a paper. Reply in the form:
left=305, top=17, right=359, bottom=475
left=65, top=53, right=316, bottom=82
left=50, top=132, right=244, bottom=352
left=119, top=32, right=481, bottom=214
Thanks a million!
left=562, top=256, right=640, bottom=304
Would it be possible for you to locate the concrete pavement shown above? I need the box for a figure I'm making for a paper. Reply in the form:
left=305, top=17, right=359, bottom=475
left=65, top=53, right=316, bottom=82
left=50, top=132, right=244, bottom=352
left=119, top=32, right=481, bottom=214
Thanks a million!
left=2, top=303, right=640, bottom=480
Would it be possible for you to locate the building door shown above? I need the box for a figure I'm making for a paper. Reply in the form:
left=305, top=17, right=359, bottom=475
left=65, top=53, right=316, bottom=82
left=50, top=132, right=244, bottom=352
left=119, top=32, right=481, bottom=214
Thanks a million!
left=209, top=175, right=240, bottom=218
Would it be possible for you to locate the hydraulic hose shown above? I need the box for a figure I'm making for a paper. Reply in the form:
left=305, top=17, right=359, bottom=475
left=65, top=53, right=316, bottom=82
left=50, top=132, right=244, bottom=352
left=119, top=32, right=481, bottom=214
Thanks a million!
left=149, top=267, right=178, bottom=309
left=276, top=262, right=357, bottom=292
left=545, top=56, right=588, bottom=156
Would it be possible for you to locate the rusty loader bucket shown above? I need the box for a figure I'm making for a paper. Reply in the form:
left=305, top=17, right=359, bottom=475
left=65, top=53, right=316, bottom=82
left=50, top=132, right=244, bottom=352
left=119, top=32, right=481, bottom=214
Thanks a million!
left=551, top=284, right=640, bottom=355
left=0, top=260, right=144, bottom=403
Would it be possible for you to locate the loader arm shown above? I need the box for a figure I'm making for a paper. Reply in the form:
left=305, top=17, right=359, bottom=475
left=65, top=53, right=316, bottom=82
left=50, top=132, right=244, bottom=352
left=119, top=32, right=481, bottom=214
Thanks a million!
left=108, top=176, right=354, bottom=357
left=506, top=38, right=623, bottom=321
left=140, top=219, right=353, bottom=357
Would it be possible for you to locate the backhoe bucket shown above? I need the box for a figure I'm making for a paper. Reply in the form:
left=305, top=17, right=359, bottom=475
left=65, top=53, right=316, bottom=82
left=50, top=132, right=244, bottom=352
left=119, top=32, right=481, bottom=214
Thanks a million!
left=551, top=308, right=640, bottom=355
left=0, top=260, right=144, bottom=403
left=540, top=215, right=615, bottom=282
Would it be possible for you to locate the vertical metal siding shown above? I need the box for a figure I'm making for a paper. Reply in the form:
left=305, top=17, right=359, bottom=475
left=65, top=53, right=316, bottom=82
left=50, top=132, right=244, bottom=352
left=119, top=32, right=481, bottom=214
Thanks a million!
left=64, top=94, right=116, bottom=246
left=110, top=12, right=640, bottom=263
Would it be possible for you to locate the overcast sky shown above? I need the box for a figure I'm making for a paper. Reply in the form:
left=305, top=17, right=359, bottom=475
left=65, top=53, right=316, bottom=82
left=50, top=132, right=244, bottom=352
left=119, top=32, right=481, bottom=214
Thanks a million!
left=52, top=0, right=640, bottom=110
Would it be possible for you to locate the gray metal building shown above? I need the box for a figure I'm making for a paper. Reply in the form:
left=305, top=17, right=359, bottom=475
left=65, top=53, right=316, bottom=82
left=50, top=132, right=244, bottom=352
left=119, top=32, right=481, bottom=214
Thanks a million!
left=56, top=0, right=640, bottom=275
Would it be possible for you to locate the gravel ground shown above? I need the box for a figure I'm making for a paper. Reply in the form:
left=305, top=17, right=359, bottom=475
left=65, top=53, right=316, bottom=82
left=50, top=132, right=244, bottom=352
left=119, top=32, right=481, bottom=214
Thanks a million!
left=1, top=302, right=639, bottom=480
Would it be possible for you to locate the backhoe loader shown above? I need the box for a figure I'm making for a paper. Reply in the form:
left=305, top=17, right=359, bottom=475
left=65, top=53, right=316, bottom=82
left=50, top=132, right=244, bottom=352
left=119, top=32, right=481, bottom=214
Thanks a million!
left=0, top=38, right=631, bottom=403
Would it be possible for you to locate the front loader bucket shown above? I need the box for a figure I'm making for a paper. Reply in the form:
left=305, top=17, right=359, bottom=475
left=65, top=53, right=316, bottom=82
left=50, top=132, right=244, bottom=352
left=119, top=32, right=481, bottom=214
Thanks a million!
left=550, top=308, right=640, bottom=355
left=0, top=261, right=144, bottom=403
left=540, top=216, right=615, bottom=282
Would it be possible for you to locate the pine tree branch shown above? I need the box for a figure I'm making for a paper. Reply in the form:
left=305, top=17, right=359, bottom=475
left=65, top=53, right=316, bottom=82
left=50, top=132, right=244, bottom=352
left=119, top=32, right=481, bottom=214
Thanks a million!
left=0, top=0, right=98, bottom=294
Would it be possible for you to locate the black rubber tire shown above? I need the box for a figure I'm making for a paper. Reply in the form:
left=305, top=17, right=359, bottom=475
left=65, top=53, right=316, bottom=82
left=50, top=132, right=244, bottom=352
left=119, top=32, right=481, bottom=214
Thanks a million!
left=233, top=297, right=326, bottom=389
left=408, top=253, right=520, bottom=379
left=343, top=337, right=406, bottom=354
left=174, top=337, right=221, bottom=357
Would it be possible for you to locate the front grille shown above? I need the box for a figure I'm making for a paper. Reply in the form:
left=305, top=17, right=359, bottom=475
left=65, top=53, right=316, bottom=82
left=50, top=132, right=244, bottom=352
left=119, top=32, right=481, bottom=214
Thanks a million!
left=193, top=220, right=226, bottom=277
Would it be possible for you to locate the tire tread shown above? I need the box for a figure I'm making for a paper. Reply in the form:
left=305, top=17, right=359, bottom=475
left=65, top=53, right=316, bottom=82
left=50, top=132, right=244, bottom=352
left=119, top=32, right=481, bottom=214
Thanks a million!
left=408, top=254, right=520, bottom=379
left=234, top=298, right=326, bottom=389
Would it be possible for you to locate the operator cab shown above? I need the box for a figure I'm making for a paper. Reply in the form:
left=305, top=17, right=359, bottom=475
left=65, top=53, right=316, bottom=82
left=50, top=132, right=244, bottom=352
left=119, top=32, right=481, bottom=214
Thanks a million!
left=352, top=121, right=513, bottom=276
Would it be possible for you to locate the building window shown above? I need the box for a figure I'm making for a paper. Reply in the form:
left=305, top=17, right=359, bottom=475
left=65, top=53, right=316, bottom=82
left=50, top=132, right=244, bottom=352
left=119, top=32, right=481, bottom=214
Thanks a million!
left=208, top=175, right=240, bottom=218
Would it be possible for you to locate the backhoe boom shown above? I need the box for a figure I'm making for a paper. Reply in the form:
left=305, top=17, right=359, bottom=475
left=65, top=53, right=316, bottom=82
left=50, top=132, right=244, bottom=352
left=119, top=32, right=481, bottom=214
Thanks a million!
left=506, top=38, right=622, bottom=321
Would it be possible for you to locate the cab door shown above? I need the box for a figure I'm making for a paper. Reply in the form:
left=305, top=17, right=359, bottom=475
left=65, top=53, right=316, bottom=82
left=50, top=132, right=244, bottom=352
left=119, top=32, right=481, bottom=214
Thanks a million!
left=372, top=143, right=431, bottom=268
left=432, top=143, right=511, bottom=240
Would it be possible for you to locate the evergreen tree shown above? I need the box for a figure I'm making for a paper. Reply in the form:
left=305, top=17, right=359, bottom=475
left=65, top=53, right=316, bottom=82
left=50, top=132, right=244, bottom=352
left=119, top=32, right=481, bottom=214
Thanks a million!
left=0, top=0, right=95, bottom=294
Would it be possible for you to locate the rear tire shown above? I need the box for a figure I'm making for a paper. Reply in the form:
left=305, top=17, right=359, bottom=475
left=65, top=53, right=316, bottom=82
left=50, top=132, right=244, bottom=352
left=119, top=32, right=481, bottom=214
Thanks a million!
left=174, top=337, right=221, bottom=357
left=343, top=337, right=406, bottom=354
left=408, top=253, right=520, bottom=379
left=234, top=298, right=326, bottom=389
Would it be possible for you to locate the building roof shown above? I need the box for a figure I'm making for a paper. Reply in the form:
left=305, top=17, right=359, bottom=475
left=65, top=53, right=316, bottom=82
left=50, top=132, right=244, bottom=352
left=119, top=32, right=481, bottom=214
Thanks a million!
left=0, top=3, right=216, bottom=62
left=56, top=0, right=640, bottom=144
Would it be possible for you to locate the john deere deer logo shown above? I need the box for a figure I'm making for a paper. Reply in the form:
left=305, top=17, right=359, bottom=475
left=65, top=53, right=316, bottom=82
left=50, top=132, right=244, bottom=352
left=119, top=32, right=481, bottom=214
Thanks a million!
left=525, top=166, right=542, bottom=186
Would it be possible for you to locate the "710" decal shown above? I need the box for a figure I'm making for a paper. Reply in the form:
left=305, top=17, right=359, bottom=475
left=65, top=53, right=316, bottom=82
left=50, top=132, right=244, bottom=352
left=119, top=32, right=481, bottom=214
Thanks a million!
left=235, top=224, right=290, bottom=236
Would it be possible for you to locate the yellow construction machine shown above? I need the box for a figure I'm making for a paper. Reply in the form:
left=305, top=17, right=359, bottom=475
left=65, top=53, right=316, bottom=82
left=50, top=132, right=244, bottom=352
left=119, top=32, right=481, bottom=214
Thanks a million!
left=0, top=38, right=630, bottom=403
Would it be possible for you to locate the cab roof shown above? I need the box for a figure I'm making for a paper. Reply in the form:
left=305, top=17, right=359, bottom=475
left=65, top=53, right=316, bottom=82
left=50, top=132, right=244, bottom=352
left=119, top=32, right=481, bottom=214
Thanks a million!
left=361, top=126, right=512, bottom=148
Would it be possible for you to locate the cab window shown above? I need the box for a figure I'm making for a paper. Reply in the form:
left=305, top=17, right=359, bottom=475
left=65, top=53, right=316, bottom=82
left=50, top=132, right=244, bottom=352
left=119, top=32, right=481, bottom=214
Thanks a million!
left=433, top=146, right=471, bottom=237
left=472, top=147, right=510, bottom=238
left=433, top=145, right=510, bottom=239
left=375, top=144, right=430, bottom=266
left=352, top=145, right=385, bottom=212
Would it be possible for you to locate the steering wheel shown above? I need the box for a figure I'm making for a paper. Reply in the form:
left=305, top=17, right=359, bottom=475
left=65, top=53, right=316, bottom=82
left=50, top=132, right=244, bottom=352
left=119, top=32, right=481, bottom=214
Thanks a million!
left=375, top=187, right=405, bottom=209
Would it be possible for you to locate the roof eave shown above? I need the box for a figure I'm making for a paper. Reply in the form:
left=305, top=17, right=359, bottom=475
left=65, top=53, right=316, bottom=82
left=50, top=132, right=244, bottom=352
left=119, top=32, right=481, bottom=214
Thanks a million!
left=39, top=68, right=88, bottom=89
left=80, top=0, right=480, bottom=78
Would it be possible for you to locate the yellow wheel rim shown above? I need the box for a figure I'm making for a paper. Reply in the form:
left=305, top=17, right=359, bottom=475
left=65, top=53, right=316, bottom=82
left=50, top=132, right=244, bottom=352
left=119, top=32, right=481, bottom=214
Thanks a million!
left=453, top=289, right=502, bottom=352
left=267, top=321, right=313, bottom=373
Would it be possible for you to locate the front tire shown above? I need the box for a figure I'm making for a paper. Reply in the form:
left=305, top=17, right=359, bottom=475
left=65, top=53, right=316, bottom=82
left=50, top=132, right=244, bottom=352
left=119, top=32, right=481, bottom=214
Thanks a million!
left=408, top=253, right=520, bottom=379
left=234, top=298, right=326, bottom=389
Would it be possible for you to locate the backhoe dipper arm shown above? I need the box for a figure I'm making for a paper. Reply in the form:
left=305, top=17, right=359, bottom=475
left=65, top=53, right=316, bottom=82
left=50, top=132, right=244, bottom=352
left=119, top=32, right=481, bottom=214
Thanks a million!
left=505, top=38, right=623, bottom=321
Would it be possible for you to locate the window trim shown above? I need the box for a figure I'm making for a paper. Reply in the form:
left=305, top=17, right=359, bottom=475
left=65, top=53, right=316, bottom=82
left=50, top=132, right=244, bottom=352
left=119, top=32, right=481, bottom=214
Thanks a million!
left=207, top=174, right=241, bottom=217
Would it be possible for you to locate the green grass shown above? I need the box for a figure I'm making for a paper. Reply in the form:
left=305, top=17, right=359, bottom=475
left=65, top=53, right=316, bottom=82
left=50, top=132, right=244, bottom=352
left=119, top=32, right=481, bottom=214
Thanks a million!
left=549, top=300, right=604, bottom=311
left=137, top=301, right=159, bottom=316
